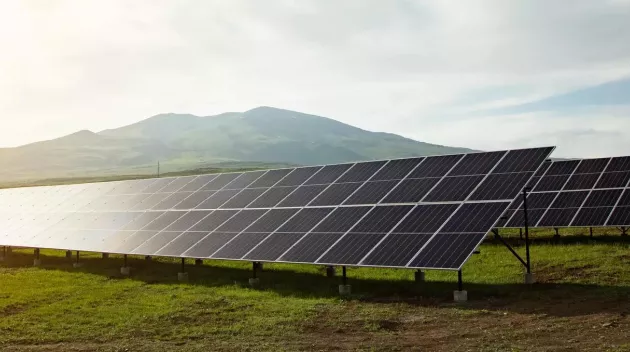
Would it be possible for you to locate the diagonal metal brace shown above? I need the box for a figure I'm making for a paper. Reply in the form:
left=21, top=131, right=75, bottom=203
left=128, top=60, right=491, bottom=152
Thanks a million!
left=491, top=229, right=528, bottom=269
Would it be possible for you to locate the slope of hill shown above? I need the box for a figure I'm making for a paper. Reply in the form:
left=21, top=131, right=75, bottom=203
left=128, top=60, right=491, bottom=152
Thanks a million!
left=0, top=107, right=471, bottom=181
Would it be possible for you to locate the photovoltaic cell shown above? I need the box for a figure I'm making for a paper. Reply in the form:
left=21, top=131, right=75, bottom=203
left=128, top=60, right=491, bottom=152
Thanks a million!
left=278, top=185, right=327, bottom=207
left=187, top=210, right=238, bottom=232
left=335, top=161, right=387, bottom=183
left=449, top=151, right=505, bottom=176
left=380, top=178, right=440, bottom=203
left=423, top=175, right=485, bottom=202
left=371, top=158, right=423, bottom=181
left=275, top=166, right=323, bottom=187
left=304, top=164, right=353, bottom=185
left=308, top=183, right=362, bottom=206
left=408, top=154, right=463, bottom=178
left=224, top=171, right=266, bottom=190
left=343, top=180, right=400, bottom=205
left=247, top=187, right=296, bottom=208
left=220, top=188, right=268, bottom=209
left=183, top=232, right=238, bottom=258
left=247, top=168, right=293, bottom=188
left=200, top=173, right=241, bottom=191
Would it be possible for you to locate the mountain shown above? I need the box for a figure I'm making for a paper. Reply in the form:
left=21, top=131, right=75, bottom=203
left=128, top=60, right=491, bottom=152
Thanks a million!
left=0, top=107, right=472, bottom=182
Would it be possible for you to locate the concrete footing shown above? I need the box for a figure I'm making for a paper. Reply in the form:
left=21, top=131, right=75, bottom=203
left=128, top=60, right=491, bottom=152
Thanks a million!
left=414, top=271, right=425, bottom=283
left=33, top=259, right=41, bottom=267
left=195, top=259, right=203, bottom=266
left=339, top=284, right=352, bottom=296
left=102, top=253, right=109, bottom=259
left=524, top=273, right=535, bottom=284
left=249, top=278, right=260, bottom=287
left=65, top=250, right=72, bottom=259
left=73, top=262, right=83, bottom=268
left=120, top=266, right=131, bottom=276
left=326, top=266, right=336, bottom=278
left=177, top=272, right=189, bottom=282
left=453, top=290, right=468, bottom=302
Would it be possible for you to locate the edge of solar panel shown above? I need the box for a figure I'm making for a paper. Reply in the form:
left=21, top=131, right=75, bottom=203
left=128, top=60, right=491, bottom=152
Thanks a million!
left=0, top=146, right=556, bottom=272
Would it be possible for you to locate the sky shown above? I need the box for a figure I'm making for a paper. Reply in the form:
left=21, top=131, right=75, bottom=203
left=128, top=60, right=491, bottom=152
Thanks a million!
left=1, top=0, right=630, bottom=158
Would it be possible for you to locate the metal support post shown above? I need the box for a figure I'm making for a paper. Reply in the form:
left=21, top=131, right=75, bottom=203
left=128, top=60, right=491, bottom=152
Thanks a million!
left=621, top=227, right=628, bottom=237
left=590, top=227, right=593, bottom=238
left=177, top=258, right=189, bottom=281
left=73, top=251, right=83, bottom=268
left=519, top=228, right=523, bottom=240
left=124, top=254, right=128, bottom=267
left=339, top=266, right=351, bottom=295
left=33, top=248, right=41, bottom=266
left=453, top=269, right=467, bottom=302
left=249, top=262, right=260, bottom=286
left=522, top=189, right=531, bottom=274
left=553, top=227, right=560, bottom=239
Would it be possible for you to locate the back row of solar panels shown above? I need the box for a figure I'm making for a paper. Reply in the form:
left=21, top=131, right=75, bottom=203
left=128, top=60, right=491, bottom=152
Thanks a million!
left=500, top=156, right=630, bottom=228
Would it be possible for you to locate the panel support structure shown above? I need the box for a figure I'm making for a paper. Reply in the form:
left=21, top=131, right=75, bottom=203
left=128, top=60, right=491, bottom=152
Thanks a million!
left=73, top=251, right=83, bottom=268
left=492, top=229, right=528, bottom=269
left=522, top=188, right=532, bottom=274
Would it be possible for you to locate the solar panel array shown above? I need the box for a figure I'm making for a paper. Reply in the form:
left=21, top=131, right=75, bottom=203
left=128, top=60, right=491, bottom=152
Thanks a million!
left=500, top=156, right=630, bottom=228
left=0, top=147, right=553, bottom=270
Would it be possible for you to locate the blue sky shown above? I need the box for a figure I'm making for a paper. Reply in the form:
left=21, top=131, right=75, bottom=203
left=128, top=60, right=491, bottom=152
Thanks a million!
left=1, top=0, right=629, bottom=157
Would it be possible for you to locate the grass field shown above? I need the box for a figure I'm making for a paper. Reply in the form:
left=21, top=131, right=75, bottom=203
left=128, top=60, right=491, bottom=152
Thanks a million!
left=1, top=228, right=630, bottom=351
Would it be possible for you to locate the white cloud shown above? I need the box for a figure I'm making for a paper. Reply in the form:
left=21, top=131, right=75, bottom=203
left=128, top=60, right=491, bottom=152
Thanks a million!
left=0, top=0, right=629, bottom=158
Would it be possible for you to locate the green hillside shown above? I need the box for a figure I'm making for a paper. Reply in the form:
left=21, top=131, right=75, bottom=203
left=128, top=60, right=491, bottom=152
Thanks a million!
left=0, top=107, right=471, bottom=182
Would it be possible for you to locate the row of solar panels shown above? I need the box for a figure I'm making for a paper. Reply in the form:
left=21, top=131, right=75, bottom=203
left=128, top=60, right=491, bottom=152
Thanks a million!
left=0, top=147, right=554, bottom=270
left=500, top=156, right=630, bottom=228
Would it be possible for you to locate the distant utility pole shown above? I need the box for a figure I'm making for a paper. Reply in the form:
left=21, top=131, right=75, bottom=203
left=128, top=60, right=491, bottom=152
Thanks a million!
left=157, top=161, right=160, bottom=178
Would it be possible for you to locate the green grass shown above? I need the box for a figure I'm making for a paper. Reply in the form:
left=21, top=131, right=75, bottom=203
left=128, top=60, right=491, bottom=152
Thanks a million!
left=1, top=230, right=630, bottom=351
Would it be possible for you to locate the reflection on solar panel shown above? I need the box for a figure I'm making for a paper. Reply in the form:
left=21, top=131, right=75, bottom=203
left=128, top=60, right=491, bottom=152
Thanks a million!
left=0, top=147, right=553, bottom=270
left=501, top=156, right=630, bottom=228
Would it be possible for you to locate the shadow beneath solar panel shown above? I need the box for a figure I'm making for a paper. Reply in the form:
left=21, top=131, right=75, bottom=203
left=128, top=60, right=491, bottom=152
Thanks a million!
left=2, top=250, right=629, bottom=318
left=490, top=233, right=630, bottom=246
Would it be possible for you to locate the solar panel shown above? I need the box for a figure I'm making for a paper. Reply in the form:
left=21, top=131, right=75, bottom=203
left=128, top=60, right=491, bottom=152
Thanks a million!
left=0, top=147, right=553, bottom=270
left=502, top=156, right=630, bottom=228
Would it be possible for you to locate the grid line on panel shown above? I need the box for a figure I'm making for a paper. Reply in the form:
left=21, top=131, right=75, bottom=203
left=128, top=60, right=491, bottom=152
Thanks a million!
left=534, top=159, right=584, bottom=227
left=233, top=167, right=300, bottom=208
left=180, top=210, right=245, bottom=257
left=237, top=208, right=311, bottom=260
left=274, top=208, right=345, bottom=262
left=304, top=163, right=358, bottom=207
left=322, top=161, right=391, bottom=206
left=356, top=204, right=423, bottom=265
left=205, top=209, right=273, bottom=258
left=405, top=149, right=510, bottom=268
left=312, top=206, right=377, bottom=264
left=416, top=154, right=468, bottom=203
left=604, top=170, right=630, bottom=226
left=151, top=210, right=220, bottom=255
left=375, top=158, right=428, bottom=204
left=567, top=158, right=612, bottom=227
left=269, top=167, right=330, bottom=208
